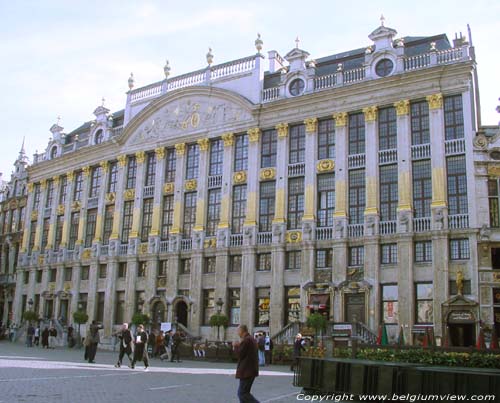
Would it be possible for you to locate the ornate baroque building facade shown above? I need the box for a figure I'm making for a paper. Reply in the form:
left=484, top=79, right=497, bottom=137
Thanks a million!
left=11, top=21, right=497, bottom=344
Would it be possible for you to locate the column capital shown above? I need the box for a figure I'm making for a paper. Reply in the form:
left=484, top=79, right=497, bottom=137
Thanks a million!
left=66, top=171, right=74, bottom=181
left=27, top=183, right=34, bottom=193
left=426, top=93, right=443, bottom=110
left=362, top=106, right=378, bottom=122
left=52, top=176, right=60, bottom=185
left=40, top=179, right=47, bottom=190
left=197, top=138, right=210, bottom=151
left=275, top=123, right=288, bottom=138
left=117, top=154, right=127, bottom=167
left=247, top=128, right=261, bottom=142
left=155, top=146, right=165, bottom=159
left=100, top=160, right=109, bottom=172
left=135, top=151, right=146, bottom=164
left=394, top=99, right=410, bottom=116
left=82, top=166, right=91, bottom=178
left=304, top=117, right=318, bottom=133
left=175, top=143, right=186, bottom=155
left=332, top=112, right=348, bottom=127
left=221, top=133, right=234, bottom=147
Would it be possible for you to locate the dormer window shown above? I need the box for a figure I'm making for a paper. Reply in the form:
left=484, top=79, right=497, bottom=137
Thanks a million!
left=375, top=59, right=394, bottom=77
left=50, top=146, right=58, bottom=159
left=95, top=129, right=104, bottom=144
left=289, top=78, right=305, bottom=96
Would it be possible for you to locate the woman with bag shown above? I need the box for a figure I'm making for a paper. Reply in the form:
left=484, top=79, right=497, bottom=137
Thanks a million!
left=130, top=324, right=149, bottom=370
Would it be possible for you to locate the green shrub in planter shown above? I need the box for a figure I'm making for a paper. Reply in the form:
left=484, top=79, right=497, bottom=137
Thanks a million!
left=73, top=310, right=89, bottom=325
left=209, top=313, right=229, bottom=328
left=306, top=313, right=327, bottom=336
left=131, top=312, right=150, bottom=326
left=23, top=310, right=39, bottom=323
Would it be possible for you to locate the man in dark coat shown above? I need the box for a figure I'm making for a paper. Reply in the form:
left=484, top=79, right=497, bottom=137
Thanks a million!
left=86, top=321, right=101, bottom=363
left=233, top=324, right=259, bottom=403
left=131, top=324, right=149, bottom=370
left=114, top=323, right=133, bottom=368
left=41, top=327, right=49, bottom=348
left=291, top=333, right=305, bottom=371
left=170, top=331, right=182, bottom=363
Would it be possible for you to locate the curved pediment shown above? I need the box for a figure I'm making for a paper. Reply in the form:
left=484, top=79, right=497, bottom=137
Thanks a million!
left=120, top=86, right=257, bottom=146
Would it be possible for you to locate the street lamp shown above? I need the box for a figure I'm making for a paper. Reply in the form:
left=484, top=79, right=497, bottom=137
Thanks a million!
left=216, top=298, right=224, bottom=341
left=76, top=301, right=83, bottom=348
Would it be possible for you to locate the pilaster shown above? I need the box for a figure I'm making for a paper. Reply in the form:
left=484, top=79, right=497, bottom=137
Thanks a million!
left=270, top=245, right=285, bottom=335
left=363, top=106, right=379, bottom=224
left=218, top=133, right=234, bottom=233
left=130, top=151, right=146, bottom=243
left=397, top=234, right=414, bottom=344
left=76, top=167, right=91, bottom=248
left=149, top=147, right=167, bottom=241
left=93, top=161, right=110, bottom=245
left=333, top=113, right=348, bottom=237
left=273, top=124, right=288, bottom=225
left=303, top=118, right=317, bottom=239
left=244, top=128, right=260, bottom=233
left=240, top=247, right=256, bottom=333
left=189, top=251, right=203, bottom=334
left=86, top=262, right=99, bottom=322
left=171, top=144, right=187, bottom=235
left=194, top=138, right=210, bottom=245
left=103, top=261, right=117, bottom=336
left=60, top=171, right=76, bottom=249
left=124, top=260, right=138, bottom=322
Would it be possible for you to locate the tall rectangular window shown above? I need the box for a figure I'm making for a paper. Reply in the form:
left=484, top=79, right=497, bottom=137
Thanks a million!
left=206, top=189, right=221, bottom=236
left=203, top=257, right=216, bottom=274
left=185, top=144, right=199, bottom=180
left=126, top=156, right=137, bottom=189
left=28, top=221, right=37, bottom=252
left=107, top=161, right=118, bottom=193
left=121, top=201, right=134, bottom=243
left=145, top=153, right=156, bottom=187
left=444, top=95, right=464, bottom=140
left=180, top=258, right=191, bottom=274
left=349, top=246, right=364, bottom=266
left=286, top=251, right=301, bottom=270
left=489, top=179, right=500, bottom=228
left=73, top=171, right=83, bottom=201
left=382, top=285, right=399, bottom=324
left=316, top=249, right=333, bottom=268
left=381, top=243, right=398, bottom=264
left=183, top=192, right=197, bottom=237
left=286, top=286, right=301, bottom=324
left=415, top=241, right=432, bottom=263
left=165, top=148, right=176, bottom=183
left=287, top=177, right=304, bottom=230
left=203, top=289, right=215, bottom=325
left=318, top=118, right=335, bottom=159
left=261, top=129, right=277, bottom=168
left=289, top=124, right=305, bottom=164
left=234, top=134, right=249, bottom=171
left=379, top=165, right=398, bottom=222
left=255, top=288, right=270, bottom=326
left=259, top=181, right=275, bottom=232
left=41, top=218, right=50, bottom=252
left=411, top=101, right=430, bottom=145
left=209, top=139, right=224, bottom=176
left=102, top=205, right=114, bottom=245
left=59, top=176, right=67, bottom=204
left=84, top=209, right=97, bottom=248
left=447, top=156, right=468, bottom=215
left=161, top=195, right=174, bottom=240
left=141, top=198, right=153, bottom=241
left=348, top=169, right=365, bottom=224
left=348, top=113, right=365, bottom=155
left=450, top=238, right=470, bottom=260
left=89, top=166, right=102, bottom=198
left=229, top=255, right=242, bottom=272
left=45, top=180, right=54, bottom=208
left=412, top=160, right=431, bottom=218
left=68, top=212, right=79, bottom=250
left=229, top=289, right=241, bottom=326
left=378, top=107, right=397, bottom=150
left=231, top=185, right=246, bottom=234
left=33, top=183, right=41, bottom=210
left=54, top=215, right=64, bottom=250
left=415, top=283, right=433, bottom=324
left=257, top=253, right=271, bottom=271
left=317, top=173, right=335, bottom=227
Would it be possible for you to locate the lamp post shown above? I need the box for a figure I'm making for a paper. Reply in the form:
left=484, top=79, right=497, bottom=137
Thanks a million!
left=216, top=298, right=224, bottom=341
left=76, top=301, right=83, bottom=348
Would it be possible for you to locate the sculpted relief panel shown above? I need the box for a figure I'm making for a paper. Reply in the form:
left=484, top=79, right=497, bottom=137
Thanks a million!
left=129, top=96, right=254, bottom=145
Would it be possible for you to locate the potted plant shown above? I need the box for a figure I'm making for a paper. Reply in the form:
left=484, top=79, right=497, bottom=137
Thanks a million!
left=73, top=310, right=89, bottom=348
left=306, top=313, right=327, bottom=339
left=209, top=313, right=229, bottom=341
left=23, top=310, right=39, bottom=324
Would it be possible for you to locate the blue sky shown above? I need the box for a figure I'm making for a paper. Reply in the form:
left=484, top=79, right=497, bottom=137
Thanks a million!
left=0, top=0, right=498, bottom=178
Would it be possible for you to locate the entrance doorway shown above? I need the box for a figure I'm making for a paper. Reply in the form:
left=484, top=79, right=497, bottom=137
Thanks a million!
left=152, top=301, right=166, bottom=329
left=345, top=293, right=365, bottom=323
left=59, top=300, right=69, bottom=324
left=449, top=323, right=475, bottom=347
left=44, top=300, right=54, bottom=320
left=175, top=301, right=188, bottom=327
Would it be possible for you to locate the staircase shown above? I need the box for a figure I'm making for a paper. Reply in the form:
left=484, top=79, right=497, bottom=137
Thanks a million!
left=271, top=322, right=301, bottom=344
left=351, top=321, right=377, bottom=344
left=175, top=322, right=201, bottom=342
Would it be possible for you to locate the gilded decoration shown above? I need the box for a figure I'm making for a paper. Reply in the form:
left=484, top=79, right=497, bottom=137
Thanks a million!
left=157, top=277, right=167, bottom=288
left=100, top=161, right=109, bottom=172
left=362, top=106, right=378, bottom=122
left=64, top=282, right=72, bottom=292
left=204, top=238, right=217, bottom=248
left=247, top=128, right=261, bottom=142
left=105, top=192, right=116, bottom=204
left=222, top=133, right=234, bottom=147
left=488, top=165, right=500, bottom=177
left=426, top=93, right=443, bottom=109
left=40, top=179, right=47, bottom=190
left=195, top=138, right=209, bottom=151
left=394, top=100, right=410, bottom=116
left=260, top=168, right=276, bottom=181
left=9, top=200, right=18, bottom=209
left=66, top=171, right=74, bottom=182
left=233, top=171, right=247, bottom=184
left=82, top=249, right=92, bottom=260
left=27, top=183, right=34, bottom=193
left=38, top=256, right=44, bottom=265
left=57, top=204, right=65, bottom=215
left=48, top=282, right=55, bottom=292
left=316, top=159, right=335, bottom=173
left=185, top=179, right=197, bottom=191
left=304, top=117, right=318, bottom=133
left=175, top=143, right=186, bottom=155
left=31, top=211, right=38, bottom=221
left=333, top=112, right=348, bottom=127
left=52, top=176, right=60, bottom=185
left=275, top=123, right=289, bottom=138
left=139, top=243, right=148, bottom=254
left=71, top=200, right=81, bottom=210
left=155, top=147, right=165, bottom=159
left=493, top=272, right=500, bottom=282
left=135, top=151, right=146, bottom=164
left=163, top=183, right=174, bottom=194
left=286, top=231, right=302, bottom=243
left=124, top=189, right=135, bottom=201
left=82, top=166, right=91, bottom=178
left=117, top=155, right=127, bottom=167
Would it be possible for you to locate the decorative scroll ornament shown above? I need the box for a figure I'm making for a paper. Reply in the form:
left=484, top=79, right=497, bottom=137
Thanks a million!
left=71, top=200, right=81, bottom=210
left=31, top=211, right=38, bottom=221
left=100, top=160, right=109, bottom=172
left=57, top=204, right=65, bottom=215
left=222, top=132, right=234, bottom=147
left=233, top=171, right=247, bottom=184
left=185, top=179, right=197, bottom=191
left=247, top=128, right=261, bottom=142
left=82, top=166, right=91, bottom=178
left=163, top=183, right=174, bottom=194
left=275, top=123, right=289, bottom=138
left=105, top=192, right=116, bottom=204
left=124, top=189, right=135, bottom=201
left=473, top=134, right=488, bottom=150
left=426, top=93, right=443, bottom=110
left=333, top=112, right=348, bottom=127
left=155, top=147, right=165, bottom=159
left=362, top=106, right=378, bottom=122
left=27, top=183, right=34, bottom=193
left=135, top=151, right=146, bottom=164
left=286, top=231, right=302, bottom=243
left=394, top=100, right=410, bottom=116
left=40, top=179, right=47, bottom=190
left=304, top=117, right=318, bottom=133
left=204, top=238, right=217, bottom=248
left=260, top=167, right=276, bottom=181
left=317, top=159, right=335, bottom=172
left=197, top=138, right=210, bottom=151
left=117, top=155, right=127, bottom=167
left=175, top=143, right=186, bottom=155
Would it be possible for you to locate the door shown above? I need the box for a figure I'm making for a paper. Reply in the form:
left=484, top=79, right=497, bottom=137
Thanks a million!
left=175, top=301, right=188, bottom=327
left=59, top=300, right=69, bottom=324
left=44, top=300, right=54, bottom=320
left=344, top=293, right=365, bottom=323
left=152, top=301, right=166, bottom=329
left=449, top=324, right=475, bottom=347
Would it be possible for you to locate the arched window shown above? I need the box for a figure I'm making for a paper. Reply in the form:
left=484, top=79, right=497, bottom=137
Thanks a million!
left=50, top=146, right=58, bottom=159
left=95, top=129, right=104, bottom=144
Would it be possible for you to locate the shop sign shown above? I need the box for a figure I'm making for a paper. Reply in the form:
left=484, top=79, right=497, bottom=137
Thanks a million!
left=332, top=323, right=352, bottom=337
left=448, top=310, right=474, bottom=323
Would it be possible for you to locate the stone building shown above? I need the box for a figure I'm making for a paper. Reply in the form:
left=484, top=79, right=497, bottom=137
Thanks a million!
left=12, top=20, right=492, bottom=345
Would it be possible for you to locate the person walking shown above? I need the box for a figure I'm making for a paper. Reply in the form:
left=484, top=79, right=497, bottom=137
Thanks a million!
left=170, top=331, right=182, bottom=363
left=291, top=333, right=305, bottom=371
left=26, top=324, right=35, bottom=347
left=160, top=330, right=172, bottom=362
left=48, top=326, right=57, bottom=348
left=264, top=333, right=273, bottom=365
left=233, top=324, right=259, bottom=403
left=85, top=321, right=101, bottom=363
left=34, top=326, right=40, bottom=346
left=41, top=327, right=49, bottom=348
left=131, top=324, right=149, bottom=370
left=114, top=323, right=133, bottom=368
left=257, top=333, right=266, bottom=366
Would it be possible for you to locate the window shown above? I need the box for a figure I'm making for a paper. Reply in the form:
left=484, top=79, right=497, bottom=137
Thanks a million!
left=286, top=251, right=301, bottom=270
left=261, top=129, right=277, bottom=168
left=317, top=173, right=335, bottom=227
left=18, top=206, right=25, bottom=231
left=64, top=267, right=72, bottom=281
left=36, top=270, right=42, bottom=283
left=415, top=283, right=433, bottom=324
left=145, top=153, right=156, bottom=187
left=234, top=134, right=249, bottom=172
left=126, top=156, right=137, bottom=189
left=285, top=287, right=301, bottom=324
left=108, top=161, right=118, bottom=193
left=378, top=107, right=397, bottom=150
left=229, top=289, right=241, bottom=326
left=257, top=253, right=271, bottom=271
left=118, top=262, right=127, bottom=278
left=382, top=284, right=398, bottom=324
left=183, top=192, right=197, bottom=238
left=41, top=218, right=50, bottom=252
left=349, top=246, right=364, bottom=266
left=259, top=181, right=275, bottom=232
left=33, top=183, right=41, bottom=210
left=412, top=160, right=431, bottom=218
left=381, top=243, right=398, bottom=264
left=289, top=124, right=305, bottom=164
left=94, top=129, right=104, bottom=144
left=165, top=148, right=176, bottom=183
left=348, top=169, right=365, bottom=224
left=96, top=292, right=105, bottom=323
left=450, top=239, right=470, bottom=260
left=316, top=119, right=336, bottom=160
left=28, top=221, right=37, bottom=253
left=489, top=179, right=500, bottom=228
left=23, top=271, right=29, bottom=284
left=231, top=185, right=246, bottom=234
left=59, top=176, right=67, bottom=204
left=289, top=78, right=305, bottom=96
left=45, top=180, right=54, bottom=208
left=206, top=189, right=221, bottom=237
left=287, top=177, right=304, bottom=230
left=89, top=166, right=102, bottom=198
left=99, top=264, right=106, bottom=279
left=79, top=293, right=88, bottom=313
left=185, top=144, right=200, bottom=180
left=411, top=101, right=430, bottom=145
left=180, top=258, right=191, bottom=274
left=141, top=198, right=154, bottom=241
left=121, top=200, right=134, bottom=243
left=375, top=59, right=394, bottom=77
left=84, top=209, right=97, bottom=248
left=348, top=113, right=365, bottom=155
left=204, top=257, right=216, bottom=274
left=203, top=289, right=215, bottom=325
left=102, top=205, right=114, bottom=245
left=230, top=255, right=242, bottom=272
left=209, top=139, right=224, bottom=176
left=379, top=165, right=398, bottom=222
left=73, top=171, right=83, bottom=201
left=115, top=291, right=125, bottom=324
left=316, top=249, right=333, bottom=269
left=444, top=95, right=464, bottom=140
left=415, top=241, right=432, bottom=263
left=138, top=261, right=147, bottom=277
left=255, top=287, right=270, bottom=326
left=81, top=266, right=89, bottom=281
left=447, top=156, right=468, bottom=215
left=158, top=260, right=168, bottom=277
left=161, top=195, right=174, bottom=240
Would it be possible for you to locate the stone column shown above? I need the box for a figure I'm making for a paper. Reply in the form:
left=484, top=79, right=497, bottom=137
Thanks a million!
left=129, top=151, right=146, bottom=250
left=20, top=184, right=35, bottom=254
left=40, top=268, right=49, bottom=318
left=189, top=250, right=203, bottom=334
left=86, top=262, right=99, bottom=322
left=273, top=123, right=288, bottom=233
left=397, top=233, right=414, bottom=343
left=333, top=113, right=348, bottom=237
left=149, top=147, right=167, bottom=250
left=303, top=118, right=318, bottom=228
left=75, top=167, right=92, bottom=252
left=93, top=161, right=110, bottom=250
left=169, top=143, right=187, bottom=246
left=46, top=176, right=61, bottom=252
left=109, top=155, right=127, bottom=248
left=71, top=264, right=82, bottom=320
left=103, top=261, right=117, bottom=337
left=270, top=244, right=285, bottom=335
left=240, top=246, right=256, bottom=333
left=54, top=263, right=65, bottom=320
left=13, top=270, right=24, bottom=323
left=124, top=261, right=138, bottom=323
left=145, top=256, right=158, bottom=315
left=166, top=253, right=179, bottom=308
left=217, top=133, right=235, bottom=245
left=193, top=138, right=210, bottom=249
left=33, top=180, right=48, bottom=253
left=243, top=128, right=261, bottom=243
left=60, top=171, right=76, bottom=251
left=215, top=247, right=229, bottom=319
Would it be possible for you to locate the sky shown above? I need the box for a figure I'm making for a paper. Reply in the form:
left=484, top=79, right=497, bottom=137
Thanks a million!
left=0, top=0, right=498, bottom=179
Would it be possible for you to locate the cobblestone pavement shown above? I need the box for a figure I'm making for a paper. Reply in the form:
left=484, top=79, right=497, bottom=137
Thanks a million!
left=0, top=341, right=300, bottom=403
